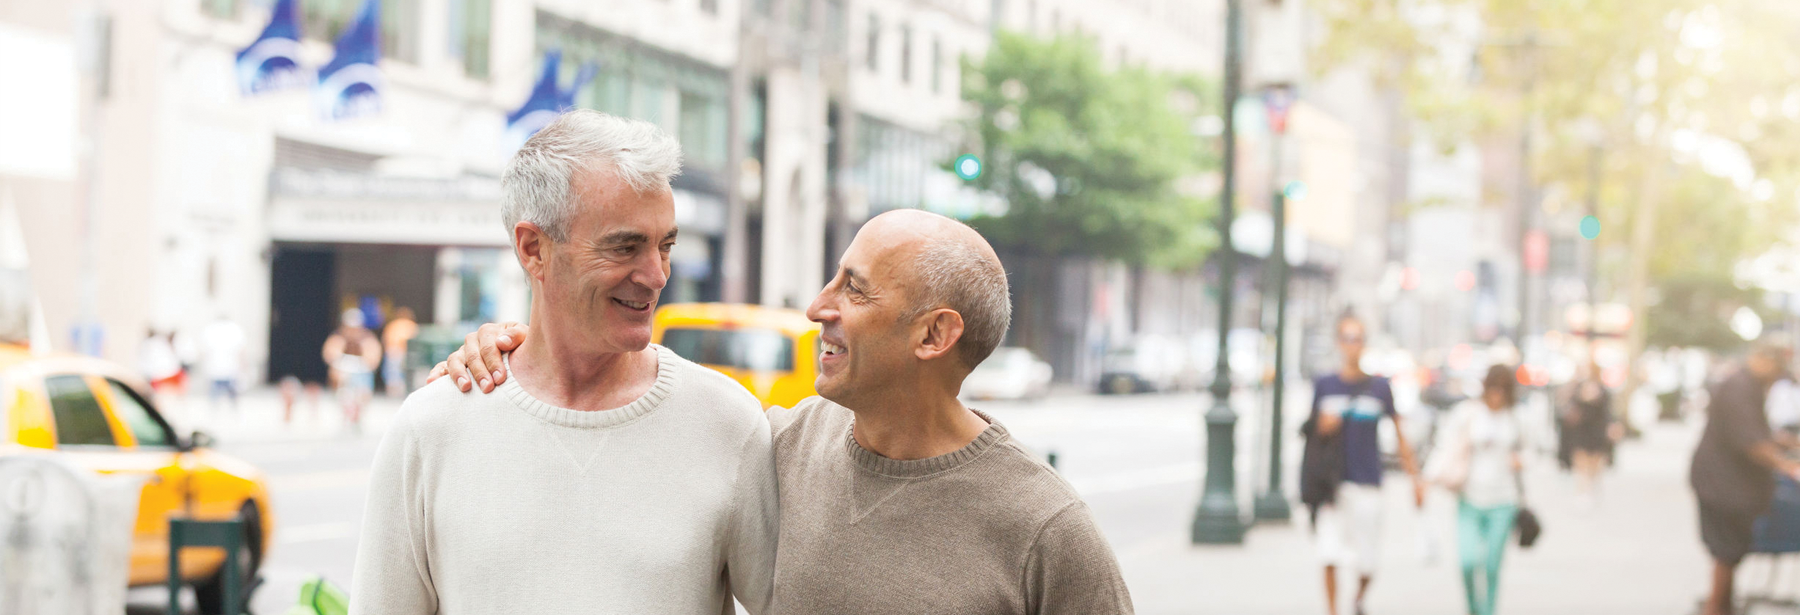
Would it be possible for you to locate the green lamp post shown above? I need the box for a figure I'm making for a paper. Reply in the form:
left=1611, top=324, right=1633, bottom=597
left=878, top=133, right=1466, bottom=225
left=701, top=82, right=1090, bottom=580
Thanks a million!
left=1191, top=0, right=1248, bottom=545
left=1253, top=84, right=1297, bottom=524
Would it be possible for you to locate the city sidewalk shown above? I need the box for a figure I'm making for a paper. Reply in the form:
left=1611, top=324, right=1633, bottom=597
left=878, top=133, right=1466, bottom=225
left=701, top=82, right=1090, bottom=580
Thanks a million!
left=1118, top=420, right=1727, bottom=615
left=157, top=386, right=405, bottom=446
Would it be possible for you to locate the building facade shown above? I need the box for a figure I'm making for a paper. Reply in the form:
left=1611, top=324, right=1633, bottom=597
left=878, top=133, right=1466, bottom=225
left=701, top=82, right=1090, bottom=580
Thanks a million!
left=1, top=0, right=744, bottom=384
left=3, top=0, right=1415, bottom=391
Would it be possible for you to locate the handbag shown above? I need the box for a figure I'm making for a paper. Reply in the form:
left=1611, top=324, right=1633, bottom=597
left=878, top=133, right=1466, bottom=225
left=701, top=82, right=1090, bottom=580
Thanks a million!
left=1514, top=461, right=1541, bottom=548
left=1515, top=505, right=1542, bottom=548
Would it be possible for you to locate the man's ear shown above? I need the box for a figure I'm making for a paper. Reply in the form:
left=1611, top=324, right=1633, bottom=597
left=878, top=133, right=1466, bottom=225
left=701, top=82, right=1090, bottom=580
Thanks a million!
left=514, top=222, right=552, bottom=282
left=914, top=308, right=966, bottom=363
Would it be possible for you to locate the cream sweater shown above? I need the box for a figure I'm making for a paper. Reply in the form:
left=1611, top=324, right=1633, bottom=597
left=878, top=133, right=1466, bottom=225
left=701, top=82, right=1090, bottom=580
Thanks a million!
left=349, top=346, right=778, bottom=615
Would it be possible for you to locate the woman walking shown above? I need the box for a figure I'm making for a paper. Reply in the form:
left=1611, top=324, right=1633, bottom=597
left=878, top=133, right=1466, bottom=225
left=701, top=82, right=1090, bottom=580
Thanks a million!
left=1562, top=362, right=1615, bottom=502
left=1430, top=365, right=1526, bottom=615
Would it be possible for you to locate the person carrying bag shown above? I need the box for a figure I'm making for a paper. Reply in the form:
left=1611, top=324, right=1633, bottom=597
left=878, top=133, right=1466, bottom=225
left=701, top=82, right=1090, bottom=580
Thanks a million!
left=1424, top=365, right=1531, bottom=615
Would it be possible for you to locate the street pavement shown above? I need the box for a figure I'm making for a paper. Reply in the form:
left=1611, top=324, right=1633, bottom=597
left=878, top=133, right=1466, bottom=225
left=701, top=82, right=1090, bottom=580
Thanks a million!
left=127, top=383, right=1742, bottom=614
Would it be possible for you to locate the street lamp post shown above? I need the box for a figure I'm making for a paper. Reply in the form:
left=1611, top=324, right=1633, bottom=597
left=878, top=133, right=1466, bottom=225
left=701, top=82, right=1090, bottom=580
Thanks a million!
left=1253, top=83, right=1295, bottom=523
left=1192, top=0, right=1248, bottom=545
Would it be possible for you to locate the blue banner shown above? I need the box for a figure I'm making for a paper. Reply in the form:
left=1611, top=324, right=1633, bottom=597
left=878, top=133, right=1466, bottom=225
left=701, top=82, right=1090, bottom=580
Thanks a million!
left=503, top=49, right=597, bottom=151
left=315, top=0, right=384, bottom=120
left=235, top=0, right=307, bottom=96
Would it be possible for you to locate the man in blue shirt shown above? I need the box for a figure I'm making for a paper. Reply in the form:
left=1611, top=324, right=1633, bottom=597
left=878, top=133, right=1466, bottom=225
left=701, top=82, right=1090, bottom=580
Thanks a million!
left=1308, top=314, right=1424, bottom=615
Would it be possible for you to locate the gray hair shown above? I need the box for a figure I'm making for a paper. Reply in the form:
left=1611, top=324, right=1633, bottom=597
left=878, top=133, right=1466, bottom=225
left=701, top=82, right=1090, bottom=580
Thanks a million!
left=905, top=234, right=1012, bottom=368
left=502, top=110, right=682, bottom=241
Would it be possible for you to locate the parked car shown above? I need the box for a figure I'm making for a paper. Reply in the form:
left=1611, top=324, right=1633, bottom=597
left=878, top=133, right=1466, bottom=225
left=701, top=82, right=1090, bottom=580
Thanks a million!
left=962, top=347, right=1053, bottom=401
left=653, top=303, right=819, bottom=409
left=1, top=343, right=274, bottom=615
left=1099, top=336, right=1192, bottom=394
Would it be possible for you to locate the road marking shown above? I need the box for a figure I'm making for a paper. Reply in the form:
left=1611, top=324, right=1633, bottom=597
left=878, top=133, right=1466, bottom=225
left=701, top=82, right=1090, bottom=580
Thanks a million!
left=1066, top=462, right=1202, bottom=497
left=270, top=468, right=369, bottom=493
left=279, top=522, right=356, bottom=545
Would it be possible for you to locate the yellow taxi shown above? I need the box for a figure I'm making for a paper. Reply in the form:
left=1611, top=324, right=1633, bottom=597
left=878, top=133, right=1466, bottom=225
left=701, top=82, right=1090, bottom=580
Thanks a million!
left=652, top=303, right=819, bottom=409
left=1, top=343, right=273, bottom=614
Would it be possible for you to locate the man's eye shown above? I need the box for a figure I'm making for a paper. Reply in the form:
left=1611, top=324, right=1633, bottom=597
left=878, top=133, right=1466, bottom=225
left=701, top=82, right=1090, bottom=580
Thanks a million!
left=660, top=242, right=676, bottom=252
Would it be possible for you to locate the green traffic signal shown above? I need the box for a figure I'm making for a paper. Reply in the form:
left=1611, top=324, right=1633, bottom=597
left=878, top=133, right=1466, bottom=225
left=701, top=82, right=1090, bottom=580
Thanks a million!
left=954, top=154, right=982, bottom=181
left=1580, top=215, right=1601, bottom=239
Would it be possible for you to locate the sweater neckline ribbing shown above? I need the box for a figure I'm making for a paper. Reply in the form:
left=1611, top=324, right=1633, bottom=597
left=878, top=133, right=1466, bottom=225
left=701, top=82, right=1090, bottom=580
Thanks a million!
left=843, top=409, right=1008, bottom=478
left=498, top=345, right=678, bottom=429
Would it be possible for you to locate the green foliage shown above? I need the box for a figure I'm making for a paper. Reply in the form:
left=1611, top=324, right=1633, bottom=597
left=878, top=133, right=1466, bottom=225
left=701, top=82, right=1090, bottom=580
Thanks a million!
left=955, top=32, right=1218, bottom=269
left=1644, top=276, right=1759, bottom=351
left=1315, top=0, right=1800, bottom=343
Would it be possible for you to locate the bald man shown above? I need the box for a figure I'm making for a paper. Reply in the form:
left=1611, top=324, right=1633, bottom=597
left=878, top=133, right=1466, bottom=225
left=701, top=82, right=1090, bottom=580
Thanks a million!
left=431, top=210, right=1133, bottom=614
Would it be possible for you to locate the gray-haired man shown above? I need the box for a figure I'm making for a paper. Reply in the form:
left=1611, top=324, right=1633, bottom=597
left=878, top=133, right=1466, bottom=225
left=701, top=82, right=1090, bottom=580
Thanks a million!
left=433, top=209, right=1134, bottom=613
left=350, top=111, right=777, bottom=614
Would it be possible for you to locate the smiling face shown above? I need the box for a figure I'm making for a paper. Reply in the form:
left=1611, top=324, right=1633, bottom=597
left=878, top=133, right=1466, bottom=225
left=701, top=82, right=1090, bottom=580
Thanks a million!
left=805, top=221, right=926, bottom=408
left=528, top=166, right=676, bottom=354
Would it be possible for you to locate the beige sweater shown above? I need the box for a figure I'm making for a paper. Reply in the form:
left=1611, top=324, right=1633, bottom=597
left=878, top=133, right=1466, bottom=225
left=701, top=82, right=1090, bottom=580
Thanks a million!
left=348, top=346, right=779, bottom=615
left=766, top=397, right=1133, bottom=615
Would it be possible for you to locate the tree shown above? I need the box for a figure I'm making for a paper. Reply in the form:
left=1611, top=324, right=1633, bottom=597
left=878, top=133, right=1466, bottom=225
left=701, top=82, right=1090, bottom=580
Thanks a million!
left=1314, top=0, right=1800, bottom=384
left=955, top=32, right=1218, bottom=269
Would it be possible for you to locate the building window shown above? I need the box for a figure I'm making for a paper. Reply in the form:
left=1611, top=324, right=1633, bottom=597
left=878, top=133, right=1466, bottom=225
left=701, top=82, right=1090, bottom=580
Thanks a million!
left=634, top=77, right=668, bottom=130
left=537, top=11, right=732, bottom=176
left=680, top=91, right=728, bottom=170
left=448, top=0, right=491, bottom=78
left=591, top=68, right=633, bottom=117
left=824, top=0, right=845, bottom=55
left=865, top=14, right=880, bottom=72
left=853, top=115, right=951, bottom=213
left=303, top=0, right=420, bottom=64
left=899, top=24, right=912, bottom=84
left=931, top=37, right=942, bottom=94
left=788, top=0, right=811, bottom=39
left=202, top=0, right=238, bottom=19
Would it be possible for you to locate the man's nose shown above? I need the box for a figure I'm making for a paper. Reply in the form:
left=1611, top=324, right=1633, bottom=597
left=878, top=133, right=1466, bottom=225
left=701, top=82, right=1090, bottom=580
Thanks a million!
left=805, top=289, right=834, bottom=323
left=636, top=252, right=669, bottom=291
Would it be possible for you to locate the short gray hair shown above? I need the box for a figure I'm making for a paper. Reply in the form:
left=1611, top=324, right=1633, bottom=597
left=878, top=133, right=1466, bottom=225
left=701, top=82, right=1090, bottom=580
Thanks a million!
left=906, top=234, right=1012, bottom=368
left=502, top=110, right=682, bottom=241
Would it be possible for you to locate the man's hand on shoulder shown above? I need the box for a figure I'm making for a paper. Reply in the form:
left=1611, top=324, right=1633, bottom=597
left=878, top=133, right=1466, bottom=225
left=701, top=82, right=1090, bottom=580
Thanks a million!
left=425, top=322, right=530, bottom=393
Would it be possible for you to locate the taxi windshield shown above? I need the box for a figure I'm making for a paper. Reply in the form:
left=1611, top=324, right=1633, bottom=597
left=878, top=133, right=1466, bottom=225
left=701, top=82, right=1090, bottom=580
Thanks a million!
left=661, top=327, right=795, bottom=372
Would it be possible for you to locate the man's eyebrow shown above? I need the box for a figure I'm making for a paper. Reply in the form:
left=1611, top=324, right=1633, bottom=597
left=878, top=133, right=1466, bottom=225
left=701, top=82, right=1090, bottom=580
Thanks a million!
left=599, top=230, right=651, bottom=245
left=663, top=228, right=679, bottom=242
left=844, top=267, right=871, bottom=288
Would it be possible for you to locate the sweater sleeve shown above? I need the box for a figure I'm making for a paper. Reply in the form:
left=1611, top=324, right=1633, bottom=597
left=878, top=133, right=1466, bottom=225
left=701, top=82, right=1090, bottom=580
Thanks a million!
left=723, top=417, right=780, bottom=614
left=1024, top=502, right=1134, bottom=615
left=349, top=410, right=437, bottom=615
